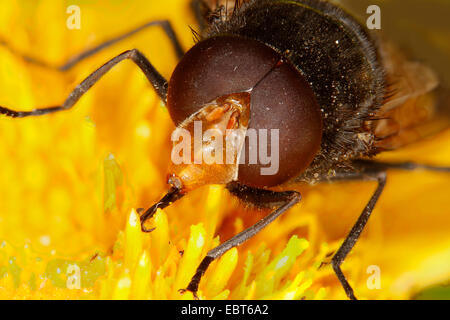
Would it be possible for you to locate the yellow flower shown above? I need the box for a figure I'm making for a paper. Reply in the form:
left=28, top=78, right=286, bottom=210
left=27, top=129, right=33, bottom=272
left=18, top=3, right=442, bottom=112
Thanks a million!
left=0, top=0, right=449, bottom=300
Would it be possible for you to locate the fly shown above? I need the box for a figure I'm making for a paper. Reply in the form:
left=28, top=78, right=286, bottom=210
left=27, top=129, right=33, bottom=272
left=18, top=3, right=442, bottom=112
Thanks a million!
left=1, top=0, right=449, bottom=300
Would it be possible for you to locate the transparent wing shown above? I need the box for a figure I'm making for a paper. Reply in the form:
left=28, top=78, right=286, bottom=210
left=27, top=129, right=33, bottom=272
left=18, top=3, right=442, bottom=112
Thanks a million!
left=372, top=41, right=450, bottom=150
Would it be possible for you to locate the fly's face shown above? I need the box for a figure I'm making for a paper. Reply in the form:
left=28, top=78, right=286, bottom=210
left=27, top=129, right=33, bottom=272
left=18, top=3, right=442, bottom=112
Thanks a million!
left=167, top=92, right=251, bottom=192
left=166, top=35, right=323, bottom=191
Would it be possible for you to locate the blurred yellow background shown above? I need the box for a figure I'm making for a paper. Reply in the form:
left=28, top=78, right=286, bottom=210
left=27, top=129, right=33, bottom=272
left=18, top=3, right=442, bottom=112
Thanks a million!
left=0, top=0, right=449, bottom=299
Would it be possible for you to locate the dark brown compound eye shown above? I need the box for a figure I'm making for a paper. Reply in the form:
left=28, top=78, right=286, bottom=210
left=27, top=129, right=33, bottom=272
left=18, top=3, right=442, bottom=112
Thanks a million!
left=238, top=58, right=323, bottom=188
left=167, top=36, right=280, bottom=125
left=167, top=35, right=323, bottom=188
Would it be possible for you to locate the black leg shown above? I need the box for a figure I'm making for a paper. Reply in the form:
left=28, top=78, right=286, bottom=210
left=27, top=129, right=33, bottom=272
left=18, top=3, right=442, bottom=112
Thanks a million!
left=316, top=159, right=450, bottom=299
left=0, top=49, right=168, bottom=118
left=139, top=187, right=185, bottom=233
left=181, top=184, right=301, bottom=297
left=191, top=0, right=234, bottom=35
left=329, top=171, right=387, bottom=300
left=354, top=159, right=450, bottom=173
left=191, top=0, right=212, bottom=34
left=0, top=20, right=184, bottom=71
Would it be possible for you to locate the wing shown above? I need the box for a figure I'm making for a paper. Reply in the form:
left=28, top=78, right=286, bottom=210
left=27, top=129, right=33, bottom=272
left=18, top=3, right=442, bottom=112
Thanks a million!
left=371, top=41, right=450, bottom=151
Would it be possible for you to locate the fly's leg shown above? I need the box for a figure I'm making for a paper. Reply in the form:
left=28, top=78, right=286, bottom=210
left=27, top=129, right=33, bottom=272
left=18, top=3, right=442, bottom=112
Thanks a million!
left=327, top=171, right=387, bottom=300
left=315, top=166, right=388, bottom=300
left=0, top=49, right=168, bottom=118
left=319, top=159, right=450, bottom=299
left=353, top=159, right=450, bottom=173
left=180, top=183, right=301, bottom=298
left=191, top=0, right=242, bottom=35
left=140, top=187, right=185, bottom=233
left=0, top=20, right=184, bottom=71
left=191, top=0, right=214, bottom=34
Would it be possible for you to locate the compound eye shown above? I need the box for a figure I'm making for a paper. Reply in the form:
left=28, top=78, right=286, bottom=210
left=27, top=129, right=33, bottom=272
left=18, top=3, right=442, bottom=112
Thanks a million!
left=167, top=36, right=281, bottom=125
left=237, top=60, right=323, bottom=188
left=167, top=35, right=322, bottom=189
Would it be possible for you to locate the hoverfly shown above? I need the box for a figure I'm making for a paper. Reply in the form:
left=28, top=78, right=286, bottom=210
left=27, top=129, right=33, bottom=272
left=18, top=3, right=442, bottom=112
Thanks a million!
left=1, top=0, right=449, bottom=300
